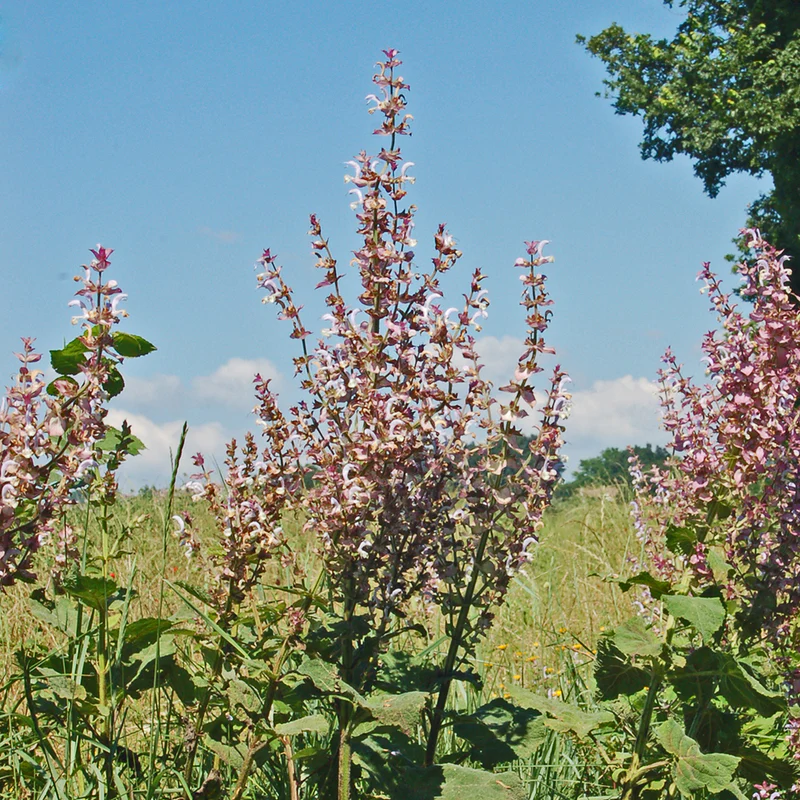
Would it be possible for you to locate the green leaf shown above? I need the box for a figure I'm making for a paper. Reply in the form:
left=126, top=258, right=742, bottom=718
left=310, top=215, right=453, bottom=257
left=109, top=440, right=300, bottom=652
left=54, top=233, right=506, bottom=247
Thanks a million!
left=543, top=706, right=615, bottom=741
left=50, top=337, right=88, bottom=375
left=506, top=686, right=613, bottom=740
left=61, top=573, right=119, bottom=611
left=122, top=617, right=172, bottom=642
left=736, top=743, right=799, bottom=789
left=173, top=580, right=217, bottom=609
left=126, top=634, right=177, bottom=668
left=36, top=669, right=87, bottom=702
left=167, top=581, right=250, bottom=659
left=665, top=525, right=697, bottom=555
left=618, top=571, right=672, bottom=599
left=112, top=332, right=157, bottom=358
left=363, top=691, right=428, bottom=736
left=204, top=739, right=246, bottom=770
left=227, top=679, right=263, bottom=715
left=97, top=425, right=145, bottom=455
left=46, top=376, right=78, bottom=397
left=706, top=547, right=732, bottom=583
left=29, top=591, right=84, bottom=636
left=594, top=636, right=650, bottom=700
left=296, top=657, right=365, bottom=704
left=672, top=647, right=784, bottom=717
left=353, top=726, right=426, bottom=790
left=103, top=366, right=125, bottom=398
left=122, top=635, right=177, bottom=696
left=163, top=662, right=196, bottom=706
left=706, top=498, right=734, bottom=524
left=656, top=719, right=746, bottom=799
left=452, top=698, right=546, bottom=768
left=394, top=764, right=527, bottom=800
left=274, top=714, right=329, bottom=737
left=724, top=656, right=784, bottom=715
left=296, top=657, right=340, bottom=693
left=612, top=616, right=662, bottom=658
left=663, top=595, right=725, bottom=642
left=12, top=499, right=38, bottom=528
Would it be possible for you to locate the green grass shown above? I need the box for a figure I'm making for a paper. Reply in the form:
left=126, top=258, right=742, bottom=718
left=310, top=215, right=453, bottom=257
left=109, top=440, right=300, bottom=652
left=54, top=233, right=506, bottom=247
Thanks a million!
left=0, top=487, right=636, bottom=799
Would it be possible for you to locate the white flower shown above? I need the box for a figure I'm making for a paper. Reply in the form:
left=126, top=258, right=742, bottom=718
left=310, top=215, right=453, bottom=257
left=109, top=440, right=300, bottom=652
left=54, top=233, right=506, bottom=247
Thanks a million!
left=356, top=539, right=372, bottom=559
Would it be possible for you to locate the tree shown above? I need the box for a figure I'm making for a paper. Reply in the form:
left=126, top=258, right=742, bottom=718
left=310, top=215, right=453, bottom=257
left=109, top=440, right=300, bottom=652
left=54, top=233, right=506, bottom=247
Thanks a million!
left=557, top=444, right=669, bottom=500
left=579, top=1, right=800, bottom=292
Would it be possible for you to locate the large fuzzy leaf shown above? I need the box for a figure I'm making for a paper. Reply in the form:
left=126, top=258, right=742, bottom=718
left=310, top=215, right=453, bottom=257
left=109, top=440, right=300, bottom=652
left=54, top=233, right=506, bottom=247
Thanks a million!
left=594, top=637, right=650, bottom=700
left=656, top=719, right=746, bottom=799
left=393, top=764, right=527, bottom=800
left=663, top=595, right=725, bottom=642
left=453, top=698, right=547, bottom=768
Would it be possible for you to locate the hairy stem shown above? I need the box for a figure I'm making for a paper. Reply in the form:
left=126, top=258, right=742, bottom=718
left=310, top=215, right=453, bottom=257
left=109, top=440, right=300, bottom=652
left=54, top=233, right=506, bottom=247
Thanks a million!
left=425, top=523, right=492, bottom=766
left=230, top=570, right=325, bottom=800
left=337, top=571, right=357, bottom=800
left=182, top=579, right=237, bottom=791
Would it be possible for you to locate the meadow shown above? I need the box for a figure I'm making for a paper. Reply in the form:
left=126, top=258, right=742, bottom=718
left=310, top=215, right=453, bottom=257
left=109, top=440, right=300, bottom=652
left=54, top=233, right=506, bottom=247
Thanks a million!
left=0, top=486, right=638, bottom=799
left=1, top=49, right=799, bottom=800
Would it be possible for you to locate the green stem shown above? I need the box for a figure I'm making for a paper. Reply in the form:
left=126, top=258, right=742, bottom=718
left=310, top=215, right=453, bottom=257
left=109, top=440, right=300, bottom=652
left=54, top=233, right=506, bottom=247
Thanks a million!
left=182, top=579, right=237, bottom=790
left=20, top=649, right=66, bottom=800
left=621, top=620, right=673, bottom=800
left=97, top=499, right=115, bottom=795
left=338, top=726, right=353, bottom=800
left=146, top=422, right=188, bottom=800
left=425, top=525, right=492, bottom=766
left=336, top=571, right=357, bottom=800
left=230, top=571, right=325, bottom=800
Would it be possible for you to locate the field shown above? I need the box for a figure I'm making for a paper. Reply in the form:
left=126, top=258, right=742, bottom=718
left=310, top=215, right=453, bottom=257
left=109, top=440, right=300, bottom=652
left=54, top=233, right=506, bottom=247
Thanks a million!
left=0, top=486, right=641, bottom=799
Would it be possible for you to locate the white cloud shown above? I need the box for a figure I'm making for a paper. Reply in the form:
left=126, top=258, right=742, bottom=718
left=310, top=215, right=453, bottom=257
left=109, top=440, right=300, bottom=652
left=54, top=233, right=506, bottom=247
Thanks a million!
left=123, top=373, right=184, bottom=411
left=192, top=358, right=283, bottom=411
left=473, top=335, right=526, bottom=387
left=465, top=339, right=666, bottom=471
left=106, top=409, right=229, bottom=490
left=97, top=358, right=289, bottom=487
left=568, top=376, right=664, bottom=441
left=108, top=358, right=666, bottom=487
left=118, top=358, right=286, bottom=415
left=561, top=375, right=668, bottom=473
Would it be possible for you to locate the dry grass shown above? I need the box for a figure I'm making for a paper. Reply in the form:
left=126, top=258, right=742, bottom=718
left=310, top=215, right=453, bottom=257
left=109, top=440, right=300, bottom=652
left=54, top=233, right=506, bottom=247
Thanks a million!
left=0, top=488, right=639, bottom=713
left=0, top=488, right=638, bottom=686
left=480, top=489, right=640, bottom=697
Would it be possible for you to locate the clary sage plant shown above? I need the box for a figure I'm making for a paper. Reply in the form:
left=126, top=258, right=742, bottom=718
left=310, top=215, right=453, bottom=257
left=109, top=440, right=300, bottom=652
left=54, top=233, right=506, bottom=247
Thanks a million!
left=189, top=48, right=570, bottom=799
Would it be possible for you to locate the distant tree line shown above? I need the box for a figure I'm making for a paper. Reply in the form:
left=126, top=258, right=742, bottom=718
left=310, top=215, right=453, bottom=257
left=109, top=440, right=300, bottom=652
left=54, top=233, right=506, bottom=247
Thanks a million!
left=556, top=444, right=670, bottom=500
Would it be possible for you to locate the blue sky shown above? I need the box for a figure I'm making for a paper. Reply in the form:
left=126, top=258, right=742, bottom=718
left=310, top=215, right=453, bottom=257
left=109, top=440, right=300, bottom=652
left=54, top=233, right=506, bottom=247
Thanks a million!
left=0, top=1, right=766, bottom=487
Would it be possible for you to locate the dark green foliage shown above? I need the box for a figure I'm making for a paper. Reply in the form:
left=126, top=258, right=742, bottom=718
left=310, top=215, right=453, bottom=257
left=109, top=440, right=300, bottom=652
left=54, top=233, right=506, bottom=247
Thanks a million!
left=111, top=332, right=157, bottom=358
left=580, top=1, right=800, bottom=287
left=586, top=569, right=797, bottom=798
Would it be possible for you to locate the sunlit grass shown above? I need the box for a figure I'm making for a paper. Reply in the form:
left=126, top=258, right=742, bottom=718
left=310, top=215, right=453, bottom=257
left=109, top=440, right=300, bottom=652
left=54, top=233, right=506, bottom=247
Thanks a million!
left=0, top=486, right=636, bottom=799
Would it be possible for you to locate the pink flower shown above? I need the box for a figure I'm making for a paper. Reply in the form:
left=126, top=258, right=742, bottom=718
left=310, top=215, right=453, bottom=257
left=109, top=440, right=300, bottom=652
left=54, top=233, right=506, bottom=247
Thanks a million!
left=90, top=245, right=113, bottom=271
left=634, top=231, right=800, bottom=757
left=195, top=51, right=567, bottom=636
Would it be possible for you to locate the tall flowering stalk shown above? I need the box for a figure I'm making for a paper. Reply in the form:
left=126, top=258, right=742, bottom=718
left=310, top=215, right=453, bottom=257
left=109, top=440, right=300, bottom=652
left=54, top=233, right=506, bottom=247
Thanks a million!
left=0, top=246, right=132, bottom=585
left=181, top=414, right=301, bottom=787
left=196, top=50, right=570, bottom=796
left=631, top=230, right=800, bottom=744
left=0, top=247, right=161, bottom=798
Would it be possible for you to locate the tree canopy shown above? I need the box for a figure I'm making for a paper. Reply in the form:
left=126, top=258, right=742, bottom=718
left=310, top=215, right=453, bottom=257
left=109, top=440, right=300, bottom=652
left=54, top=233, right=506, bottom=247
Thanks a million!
left=579, top=1, right=800, bottom=291
left=557, top=444, right=670, bottom=500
